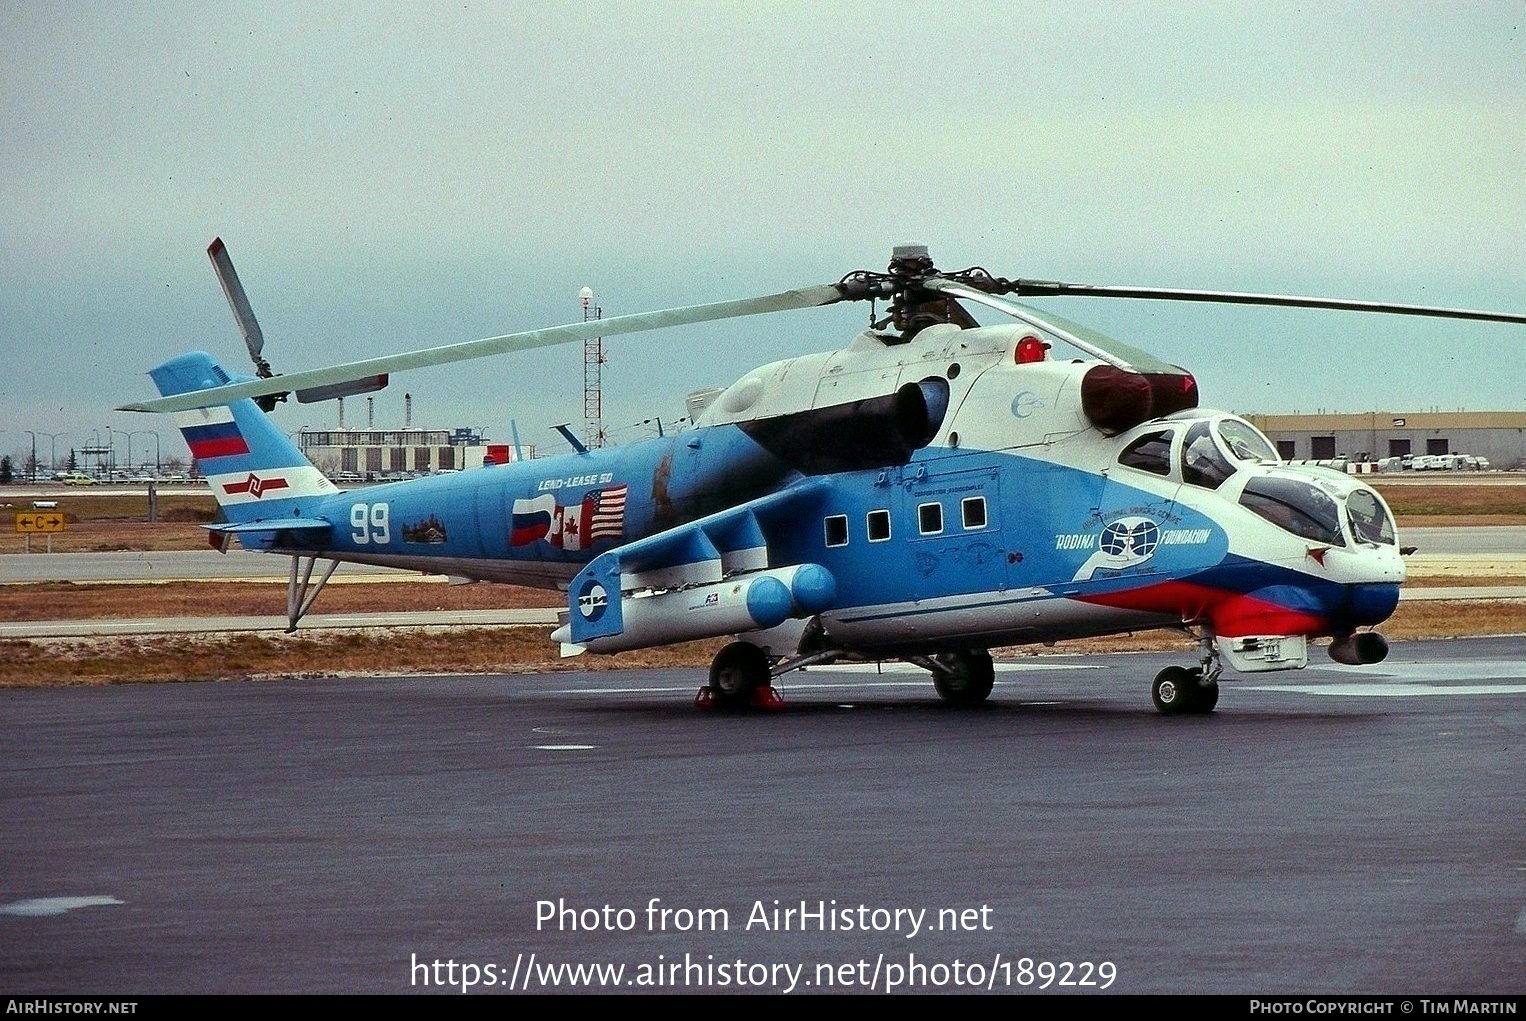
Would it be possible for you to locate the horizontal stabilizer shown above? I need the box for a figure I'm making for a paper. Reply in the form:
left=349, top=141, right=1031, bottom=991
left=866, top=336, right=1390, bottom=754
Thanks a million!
left=207, top=518, right=334, bottom=535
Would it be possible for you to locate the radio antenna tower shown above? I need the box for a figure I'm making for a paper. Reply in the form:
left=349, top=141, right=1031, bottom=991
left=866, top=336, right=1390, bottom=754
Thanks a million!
left=580, top=286, right=605, bottom=448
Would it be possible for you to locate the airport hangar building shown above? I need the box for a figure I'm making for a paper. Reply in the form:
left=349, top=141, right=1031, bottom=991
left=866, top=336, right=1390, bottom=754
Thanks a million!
left=1242, top=411, right=1526, bottom=469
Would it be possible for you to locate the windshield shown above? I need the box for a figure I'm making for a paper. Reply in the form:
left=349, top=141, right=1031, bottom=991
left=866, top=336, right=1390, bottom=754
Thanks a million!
left=1238, top=475, right=1346, bottom=546
left=1347, top=489, right=1396, bottom=545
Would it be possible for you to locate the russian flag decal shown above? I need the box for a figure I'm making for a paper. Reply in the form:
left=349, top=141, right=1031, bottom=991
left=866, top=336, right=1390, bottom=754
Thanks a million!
left=175, top=407, right=250, bottom=460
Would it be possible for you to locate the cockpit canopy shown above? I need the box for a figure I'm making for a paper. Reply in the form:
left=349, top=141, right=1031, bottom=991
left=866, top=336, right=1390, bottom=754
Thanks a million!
left=1236, top=471, right=1397, bottom=548
left=1117, top=413, right=1280, bottom=487
left=1113, top=412, right=1397, bottom=548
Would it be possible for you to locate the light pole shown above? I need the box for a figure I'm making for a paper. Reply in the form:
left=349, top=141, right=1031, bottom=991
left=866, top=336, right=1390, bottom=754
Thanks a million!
left=113, top=429, right=134, bottom=479
left=24, top=431, right=37, bottom=482
left=37, top=432, right=64, bottom=478
left=126, top=430, right=159, bottom=475
left=87, top=429, right=105, bottom=477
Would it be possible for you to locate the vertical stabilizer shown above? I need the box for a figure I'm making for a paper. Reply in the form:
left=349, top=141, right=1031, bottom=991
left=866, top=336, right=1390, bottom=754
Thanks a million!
left=151, top=352, right=338, bottom=524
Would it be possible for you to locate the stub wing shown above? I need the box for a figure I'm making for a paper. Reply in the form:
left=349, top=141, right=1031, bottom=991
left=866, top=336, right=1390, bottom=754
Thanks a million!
left=553, top=481, right=836, bottom=654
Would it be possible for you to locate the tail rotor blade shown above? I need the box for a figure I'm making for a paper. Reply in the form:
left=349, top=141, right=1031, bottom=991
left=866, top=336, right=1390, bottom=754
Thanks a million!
left=206, top=238, right=273, bottom=377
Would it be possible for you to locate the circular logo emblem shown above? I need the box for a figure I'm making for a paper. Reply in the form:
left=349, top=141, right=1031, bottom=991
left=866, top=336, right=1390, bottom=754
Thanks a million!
left=1099, top=517, right=1160, bottom=561
left=577, top=580, right=609, bottom=622
left=1010, top=391, right=1046, bottom=418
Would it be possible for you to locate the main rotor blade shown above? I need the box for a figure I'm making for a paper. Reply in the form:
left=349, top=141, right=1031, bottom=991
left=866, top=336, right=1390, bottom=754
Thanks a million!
left=206, top=238, right=270, bottom=372
left=120, top=283, right=845, bottom=413
left=925, top=279, right=1185, bottom=374
left=1012, top=281, right=1526, bottom=325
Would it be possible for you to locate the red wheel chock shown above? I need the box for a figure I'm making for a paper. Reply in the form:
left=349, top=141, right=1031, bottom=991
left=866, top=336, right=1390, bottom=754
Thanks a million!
left=694, top=685, right=786, bottom=709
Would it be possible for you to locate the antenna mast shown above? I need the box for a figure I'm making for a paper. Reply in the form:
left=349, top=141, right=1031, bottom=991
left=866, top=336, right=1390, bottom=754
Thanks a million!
left=581, top=286, right=605, bottom=448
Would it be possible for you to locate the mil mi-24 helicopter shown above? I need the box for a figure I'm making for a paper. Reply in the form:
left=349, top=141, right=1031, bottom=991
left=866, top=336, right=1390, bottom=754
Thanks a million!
left=122, top=242, right=1525, bottom=711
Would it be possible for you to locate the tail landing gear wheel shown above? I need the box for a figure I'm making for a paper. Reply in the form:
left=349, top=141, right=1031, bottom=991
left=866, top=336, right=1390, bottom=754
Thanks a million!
left=933, top=650, right=995, bottom=705
left=707, top=642, right=772, bottom=709
left=1153, top=666, right=1218, bottom=714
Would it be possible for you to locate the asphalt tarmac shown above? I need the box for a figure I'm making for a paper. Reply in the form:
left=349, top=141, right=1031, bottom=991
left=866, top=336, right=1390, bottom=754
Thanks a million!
left=3, top=638, right=1523, bottom=995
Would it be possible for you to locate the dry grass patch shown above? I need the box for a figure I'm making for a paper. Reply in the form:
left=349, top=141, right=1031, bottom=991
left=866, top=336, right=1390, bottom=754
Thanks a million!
left=1373, top=482, right=1526, bottom=518
left=1403, top=575, right=1526, bottom=587
left=0, top=629, right=725, bottom=687
left=0, top=580, right=556, bottom=621
left=0, top=520, right=214, bottom=554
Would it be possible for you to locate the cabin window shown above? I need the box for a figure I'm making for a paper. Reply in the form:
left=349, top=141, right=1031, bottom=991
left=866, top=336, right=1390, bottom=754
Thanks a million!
left=918, top=502, right=943, bottom=535
left=1218, top=419, right=1280, bottom=463
left=867, top=509, right=891, bottom=542
left=1118, top=430, right=1173, bottom=476
left=824, top=514, right=849, bottom=548
left=961, top=496, right=987, bottom=529
left=1182, top=421, right=1234, bottom=490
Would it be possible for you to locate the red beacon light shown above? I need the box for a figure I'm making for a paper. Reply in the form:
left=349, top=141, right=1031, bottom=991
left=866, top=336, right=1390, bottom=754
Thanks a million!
left=1015, top=335, right=1048, bottom=364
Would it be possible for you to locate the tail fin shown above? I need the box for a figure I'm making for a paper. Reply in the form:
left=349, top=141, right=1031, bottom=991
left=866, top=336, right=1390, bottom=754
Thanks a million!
left=151, top=352, right=338, bottom=524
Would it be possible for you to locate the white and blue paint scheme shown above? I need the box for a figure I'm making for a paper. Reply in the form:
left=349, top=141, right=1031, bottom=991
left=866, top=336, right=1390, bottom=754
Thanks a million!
left=129, top=245, right=1517, bottom=712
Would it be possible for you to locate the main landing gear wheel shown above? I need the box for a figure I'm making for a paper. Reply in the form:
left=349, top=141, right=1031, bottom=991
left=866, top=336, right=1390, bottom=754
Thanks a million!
left=932, top=650, right=995, bottom=705
left=706, top=641, right=773, bottom=709
left=1152, top=666, right=1219, bottom=715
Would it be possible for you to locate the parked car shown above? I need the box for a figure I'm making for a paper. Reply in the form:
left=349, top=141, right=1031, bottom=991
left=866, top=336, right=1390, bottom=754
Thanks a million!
left=60, top=471, right=97, bottom=486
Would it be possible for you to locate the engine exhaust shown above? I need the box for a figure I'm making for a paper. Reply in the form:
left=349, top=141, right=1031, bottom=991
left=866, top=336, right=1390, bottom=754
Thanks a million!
left=1328, top=632, right=1389, bottom=665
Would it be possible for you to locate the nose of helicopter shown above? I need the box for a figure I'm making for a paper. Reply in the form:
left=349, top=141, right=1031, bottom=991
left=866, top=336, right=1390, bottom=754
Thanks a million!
left=1340, top=579, right=1402, bottom=628
left=1332, top=537, right=1404, bottom=629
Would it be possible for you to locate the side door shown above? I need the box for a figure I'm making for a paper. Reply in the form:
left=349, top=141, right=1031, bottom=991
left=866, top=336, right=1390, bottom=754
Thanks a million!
left=897, top=463, right=1009, bottom=599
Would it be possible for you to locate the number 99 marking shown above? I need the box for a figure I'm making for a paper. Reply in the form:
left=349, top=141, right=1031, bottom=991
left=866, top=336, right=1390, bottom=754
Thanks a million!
left=350, top=502, right=390, bottom=545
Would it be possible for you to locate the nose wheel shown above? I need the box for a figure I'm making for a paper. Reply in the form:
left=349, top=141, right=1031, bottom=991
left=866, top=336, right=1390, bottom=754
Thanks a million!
left=1152, top=666, right=1219, bottom=714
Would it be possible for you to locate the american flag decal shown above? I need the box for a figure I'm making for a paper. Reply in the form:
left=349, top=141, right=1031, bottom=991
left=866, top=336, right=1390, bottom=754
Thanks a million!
left=584, top=484, right=627, bottom=543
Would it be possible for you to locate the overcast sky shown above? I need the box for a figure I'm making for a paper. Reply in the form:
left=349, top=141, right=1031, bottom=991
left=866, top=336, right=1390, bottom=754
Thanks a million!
left=2, top=1, right=1521, bottom=466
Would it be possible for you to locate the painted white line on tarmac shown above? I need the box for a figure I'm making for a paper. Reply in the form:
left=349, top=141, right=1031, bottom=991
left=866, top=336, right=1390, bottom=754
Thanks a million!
left=0, top=895, right=124, bottom=917
left=1247, top=683, right=1526, bottom=697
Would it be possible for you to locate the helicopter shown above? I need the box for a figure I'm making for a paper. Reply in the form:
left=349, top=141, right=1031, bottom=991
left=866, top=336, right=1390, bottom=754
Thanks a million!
left=122, top=242, right=1526, bottom=711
